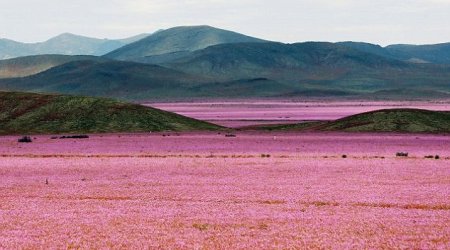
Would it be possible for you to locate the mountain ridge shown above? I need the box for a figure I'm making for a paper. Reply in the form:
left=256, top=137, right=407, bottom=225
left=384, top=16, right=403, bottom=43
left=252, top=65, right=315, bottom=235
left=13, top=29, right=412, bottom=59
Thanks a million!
left=2, top=25, right=450, bottom=64
left=1, top=42, right=449, bottom=100
left=0, top=33, right=150, bottom=59
left=104, top=25, right=267, bottom=61
left=164, top=42, right=450, bottom=95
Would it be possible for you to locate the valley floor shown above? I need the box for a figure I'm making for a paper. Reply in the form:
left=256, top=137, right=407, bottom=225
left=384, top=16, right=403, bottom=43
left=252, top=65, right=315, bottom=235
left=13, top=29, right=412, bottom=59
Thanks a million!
left=148, top=100, right=450, bottom=127
left=0, top=132, right=449, bottom=248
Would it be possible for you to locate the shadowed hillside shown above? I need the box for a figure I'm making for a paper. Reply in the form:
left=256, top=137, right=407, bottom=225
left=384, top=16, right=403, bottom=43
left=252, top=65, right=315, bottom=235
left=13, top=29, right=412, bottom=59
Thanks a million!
left=0, top=92, right=220, bottom=135
left=168, top=42, right=408, bottom=79
left=0, top=60, right=211, bottom=100
left=337, top=42, right=396, bottom=59
left=386, top=43, right=450, bottom=64
left=0, top=60, right=301, bottom=100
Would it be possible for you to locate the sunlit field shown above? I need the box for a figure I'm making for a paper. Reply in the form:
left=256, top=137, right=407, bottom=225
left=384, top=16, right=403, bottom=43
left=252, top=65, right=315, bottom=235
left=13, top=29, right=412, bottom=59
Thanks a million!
left=1, top=132, right=448, bottom=248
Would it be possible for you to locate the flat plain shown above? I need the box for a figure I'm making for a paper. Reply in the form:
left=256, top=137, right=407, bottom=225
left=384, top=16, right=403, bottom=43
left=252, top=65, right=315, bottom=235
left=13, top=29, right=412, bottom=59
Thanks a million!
left=149, top=100, right=450, bottom=127
left=0, top=132, right=449, bottom=249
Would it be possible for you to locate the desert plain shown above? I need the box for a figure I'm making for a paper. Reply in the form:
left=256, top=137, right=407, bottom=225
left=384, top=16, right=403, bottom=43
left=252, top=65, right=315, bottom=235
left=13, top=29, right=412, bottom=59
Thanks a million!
left=0, top=101, right=449, bottom=249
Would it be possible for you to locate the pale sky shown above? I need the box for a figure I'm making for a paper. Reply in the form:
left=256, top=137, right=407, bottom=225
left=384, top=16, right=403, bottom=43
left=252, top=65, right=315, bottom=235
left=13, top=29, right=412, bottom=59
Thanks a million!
left=1, top=0, right=450, bottom=45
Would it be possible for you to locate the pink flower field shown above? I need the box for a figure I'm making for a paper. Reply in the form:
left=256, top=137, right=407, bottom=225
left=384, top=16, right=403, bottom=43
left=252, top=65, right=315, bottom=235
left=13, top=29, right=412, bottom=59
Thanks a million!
left=0, top=132, right=449, bottom=248
left=148, top=100, right=450, bottom=127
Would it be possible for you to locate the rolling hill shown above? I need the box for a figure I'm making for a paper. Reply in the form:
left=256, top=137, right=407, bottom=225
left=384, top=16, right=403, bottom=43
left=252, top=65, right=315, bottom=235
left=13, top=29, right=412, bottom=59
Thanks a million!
left=104, top=25, right=267, bottom=62
left=247, top=109, right=450, bottom=133
left=316, top=109, right=450, bottom=133
left=0, top=33, right=149, bottom=59
left=0, top=55, right=107, bottom=79
left=0, top=59, right=299, bottom=100
left=0, top=91, right=220, bottom=135
left=0, top=60, right=211, bottom=100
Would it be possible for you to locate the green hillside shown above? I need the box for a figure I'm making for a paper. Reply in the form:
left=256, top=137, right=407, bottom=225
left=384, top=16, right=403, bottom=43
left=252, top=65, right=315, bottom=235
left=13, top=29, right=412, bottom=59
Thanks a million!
left=0, top=92, right=220, bottom=135
left=316, top=109, right=450, bottom=133
left=247, top=109, right=450, bottom=133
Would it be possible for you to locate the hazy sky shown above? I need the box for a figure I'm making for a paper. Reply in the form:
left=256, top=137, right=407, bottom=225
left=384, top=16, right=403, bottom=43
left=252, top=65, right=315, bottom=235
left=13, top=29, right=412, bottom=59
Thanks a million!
left=1, top=0, right=450, bottom=45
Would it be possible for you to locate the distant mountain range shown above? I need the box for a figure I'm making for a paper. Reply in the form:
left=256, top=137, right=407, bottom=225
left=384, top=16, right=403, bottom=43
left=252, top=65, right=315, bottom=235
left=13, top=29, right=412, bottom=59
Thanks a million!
left=166, top=42, right=450, bottom=94
left=0, top=25, right=449, bottom=100
left=0, top=33, right=149, bottom=59
left=3, top=26, right=450, bottom=65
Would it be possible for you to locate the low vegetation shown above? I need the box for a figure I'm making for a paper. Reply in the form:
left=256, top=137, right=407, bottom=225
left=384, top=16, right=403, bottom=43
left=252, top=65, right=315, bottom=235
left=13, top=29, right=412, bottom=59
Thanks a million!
left=241, top=121, right=326, bottom=131
left=58, top=135, right=90, bottom=139
left=0, top=91, right=221, bottom=135
left=317, top=109, right=450, bottom=133
left=248, top=109, right=450, bottom=133
left=17, top=136, right=32, bottom=143
left=396, top=152, right=409, bottom=157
